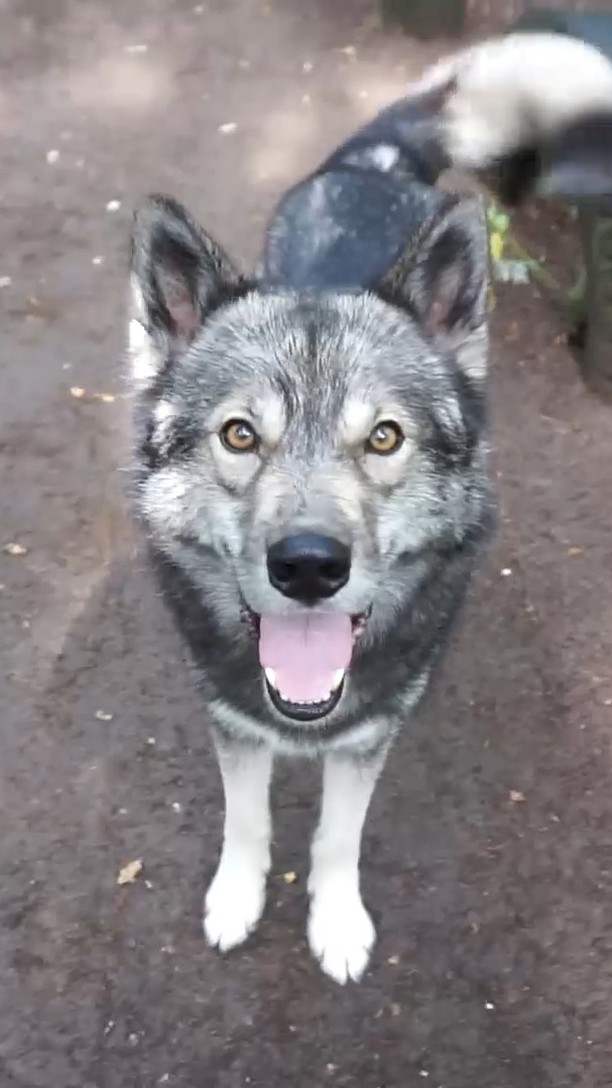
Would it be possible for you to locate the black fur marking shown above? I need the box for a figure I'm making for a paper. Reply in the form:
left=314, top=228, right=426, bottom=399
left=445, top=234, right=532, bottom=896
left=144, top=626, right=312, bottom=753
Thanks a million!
left=139, top=413, right=200, bottom=472
left=425, top=365, right=487, bottom=473
left=492, top=147, right=542, bottom=207
left=540, top=110, right=612, bottom=197
left=261, top=82, right=454, bottom=292
left=262, top=167, right=436, bottom=291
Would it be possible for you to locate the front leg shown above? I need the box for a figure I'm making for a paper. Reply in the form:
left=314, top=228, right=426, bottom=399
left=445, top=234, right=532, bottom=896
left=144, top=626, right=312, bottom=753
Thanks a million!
left=204, top=735, right=273, bottom=952
left=308, top=744, right=388, bottom=985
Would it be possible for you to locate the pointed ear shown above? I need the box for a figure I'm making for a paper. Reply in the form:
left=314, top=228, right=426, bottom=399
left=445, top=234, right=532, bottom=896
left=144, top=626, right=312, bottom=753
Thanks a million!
left=384, top=195, right=489, bottom=381
left=129, top=194, right=243, bottom=386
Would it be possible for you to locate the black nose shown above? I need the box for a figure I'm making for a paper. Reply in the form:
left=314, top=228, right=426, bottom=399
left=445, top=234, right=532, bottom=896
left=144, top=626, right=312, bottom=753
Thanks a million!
left=267, top=533, right=351, bottom=603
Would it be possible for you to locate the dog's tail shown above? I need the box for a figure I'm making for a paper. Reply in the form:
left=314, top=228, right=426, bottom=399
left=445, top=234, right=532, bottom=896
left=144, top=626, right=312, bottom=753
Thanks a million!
left=263, top=32, right=612, bottom=289
left=397, top=31, right=612, bottom=202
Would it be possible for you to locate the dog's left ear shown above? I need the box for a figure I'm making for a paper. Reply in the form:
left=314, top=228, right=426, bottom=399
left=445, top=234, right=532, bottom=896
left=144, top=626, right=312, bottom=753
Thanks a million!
left=129, top=194, right=243, bottom=386
left=385, top=194, right=489, bottom=381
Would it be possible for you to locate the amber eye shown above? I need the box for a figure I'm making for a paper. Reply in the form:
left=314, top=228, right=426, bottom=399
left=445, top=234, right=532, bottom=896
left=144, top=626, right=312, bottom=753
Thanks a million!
left=366, top=421, right=404, bottom=456
left=220, top=419, right=258, bottom=453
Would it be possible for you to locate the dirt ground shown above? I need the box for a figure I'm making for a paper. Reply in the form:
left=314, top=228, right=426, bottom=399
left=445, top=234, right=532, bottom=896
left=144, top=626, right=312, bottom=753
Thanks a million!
left=3, top=1, right=612, bottom=1086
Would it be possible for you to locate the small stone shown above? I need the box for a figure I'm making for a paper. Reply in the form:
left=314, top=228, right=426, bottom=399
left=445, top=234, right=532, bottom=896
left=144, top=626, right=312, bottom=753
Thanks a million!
left=218, top=122, right=238, bottom=134
left=4, top=542, right=28, bottom=556
left=0, top=276, right=11, bottom=288
left=125, top=43, right=148, bottom=54
left=171, top=802, right=182, bottom=814
left=96, top=392, right=116, bottom=403
left=501, top=567, right=512, bottom=577
left=567, top=546, right=584, bottom=557
left=485, top=1001, right=495, bottom=1010
left=338, top=45, right=356, bottom=56
left=147, top=736, right=156, bottom=745
left=46, top=149, right=60, bottom=164
left=387, top=954, right=400, bottom=965
left=92, top=256, right=104, bottom=265
left=390, top=1002, right=401, bottom=1017
left=509, top=790, right=525, bottom=803
left=95, top=709, right=113, bottom=721
left=302, top=61, right=313, bottom=73
left=70, top=386, right=85, bottom=398
left=282, top=870, right=298, bottom=884
left=106, top=199, right=121, bottom=212
left=128, top=1031, right=140, bottom=1045
left=117, top=859, right=143, bottom=886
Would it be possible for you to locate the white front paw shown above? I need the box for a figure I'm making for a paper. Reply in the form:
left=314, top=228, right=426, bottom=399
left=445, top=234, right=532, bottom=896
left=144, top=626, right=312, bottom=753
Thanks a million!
left=204, top=860, right=267, bottom=952
left=308, top=884, right=376, bottom=985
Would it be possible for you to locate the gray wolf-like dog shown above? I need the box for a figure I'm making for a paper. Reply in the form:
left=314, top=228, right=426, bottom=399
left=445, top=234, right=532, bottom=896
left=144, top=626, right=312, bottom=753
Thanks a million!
left=127, top=33, right=612, bottom=983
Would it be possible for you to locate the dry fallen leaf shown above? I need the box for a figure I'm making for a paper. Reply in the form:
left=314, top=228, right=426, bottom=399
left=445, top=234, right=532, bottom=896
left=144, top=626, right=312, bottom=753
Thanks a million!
left=95, top=392, right=116, bottom=403
left=117, top=859, right=143, bottom=886
left=567, top=546, right=584, bottom=557
left=509, top=790, right=525, bottom=803
left=3, top=542, right=28, bottom=556
left=70, top=386, right=85, bottom=399
left=282, top=871, right=298, bottom=885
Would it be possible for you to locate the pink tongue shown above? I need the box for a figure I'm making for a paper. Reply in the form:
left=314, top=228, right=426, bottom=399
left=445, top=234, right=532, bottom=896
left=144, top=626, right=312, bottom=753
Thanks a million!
left=259, top=613, right=352, bottom=704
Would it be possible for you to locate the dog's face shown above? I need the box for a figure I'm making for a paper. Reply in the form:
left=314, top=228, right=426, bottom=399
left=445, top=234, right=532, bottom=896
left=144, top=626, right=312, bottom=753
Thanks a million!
left=130, top=193, right=490, bottom=724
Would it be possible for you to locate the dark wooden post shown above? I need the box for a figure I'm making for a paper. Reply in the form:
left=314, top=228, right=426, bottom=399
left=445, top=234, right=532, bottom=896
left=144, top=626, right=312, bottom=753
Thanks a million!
left=381, top=0, right=466, bottom=38
left=575, top=199, right=612, bottom=398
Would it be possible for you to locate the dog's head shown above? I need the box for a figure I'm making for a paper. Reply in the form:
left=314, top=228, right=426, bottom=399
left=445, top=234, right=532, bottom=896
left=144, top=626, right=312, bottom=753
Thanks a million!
left=129, top=176, right=491, bottom=725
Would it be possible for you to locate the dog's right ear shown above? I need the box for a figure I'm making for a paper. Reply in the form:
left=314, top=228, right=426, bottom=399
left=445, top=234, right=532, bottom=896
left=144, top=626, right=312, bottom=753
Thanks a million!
left=129, top=195, right=243, bottom=386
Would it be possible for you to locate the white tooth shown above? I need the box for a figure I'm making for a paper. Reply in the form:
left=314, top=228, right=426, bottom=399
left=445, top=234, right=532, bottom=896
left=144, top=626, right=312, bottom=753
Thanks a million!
left=332, top=669, right=345, bottom=689
left=264, top=668, right=277, bottom=688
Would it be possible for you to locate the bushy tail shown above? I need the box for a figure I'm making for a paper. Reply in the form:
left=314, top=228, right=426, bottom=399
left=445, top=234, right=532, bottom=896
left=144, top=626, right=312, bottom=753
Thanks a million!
left=262, top=32, right=612, bottom=289
left=402, top=31, right=612, bottom=202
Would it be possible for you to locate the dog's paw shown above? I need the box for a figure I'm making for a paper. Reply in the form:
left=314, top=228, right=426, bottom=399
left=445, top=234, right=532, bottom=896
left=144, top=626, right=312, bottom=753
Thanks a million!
left=204, top=863, right=266, bottom=952
left=308, top=885, right=376, bottom=984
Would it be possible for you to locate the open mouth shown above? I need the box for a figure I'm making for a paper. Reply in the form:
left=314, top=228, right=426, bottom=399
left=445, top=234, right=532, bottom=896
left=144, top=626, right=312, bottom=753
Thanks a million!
left=242, top=609, right=369, bottom=722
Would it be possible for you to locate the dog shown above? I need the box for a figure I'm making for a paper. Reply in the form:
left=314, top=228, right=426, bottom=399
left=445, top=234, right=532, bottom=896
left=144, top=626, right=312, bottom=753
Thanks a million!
left=127, top=32, right=612, bottom=983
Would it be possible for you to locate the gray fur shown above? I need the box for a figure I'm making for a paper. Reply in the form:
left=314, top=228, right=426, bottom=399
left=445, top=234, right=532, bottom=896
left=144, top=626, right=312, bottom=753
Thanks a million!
left=129, top=192, right=494, bottom=754
left=126, top=32, right=612, bottom=981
